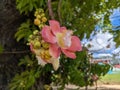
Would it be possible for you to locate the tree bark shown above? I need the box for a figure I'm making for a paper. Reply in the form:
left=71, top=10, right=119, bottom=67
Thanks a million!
left=0, top=0, right=51, bottom=89
left=0, top=0, right=28, bottom=89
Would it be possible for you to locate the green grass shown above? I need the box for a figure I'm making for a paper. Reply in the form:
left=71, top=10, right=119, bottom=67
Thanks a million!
left=99, top=73, right=120, bottom=84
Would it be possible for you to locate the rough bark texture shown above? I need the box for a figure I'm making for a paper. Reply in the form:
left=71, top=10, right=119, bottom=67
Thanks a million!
left=0, top=0, right=51, bottom=89
left=0, top=0, right=28, bottom=89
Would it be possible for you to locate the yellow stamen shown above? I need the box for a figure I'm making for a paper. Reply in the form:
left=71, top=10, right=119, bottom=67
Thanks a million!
left=41, top=41, right=49, bottom=49
left=39, top=49, right=51, bottom=61
left=56, top=33, right=65, bottom=48
left=56, top=30, right=72, bottom=48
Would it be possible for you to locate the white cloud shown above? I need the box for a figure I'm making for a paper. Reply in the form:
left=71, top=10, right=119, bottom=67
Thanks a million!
left=85, top=31, right=115, bottom=52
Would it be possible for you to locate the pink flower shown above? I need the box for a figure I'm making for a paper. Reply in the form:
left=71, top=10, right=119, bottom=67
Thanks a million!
left=41, top=20, right=82, bottom=59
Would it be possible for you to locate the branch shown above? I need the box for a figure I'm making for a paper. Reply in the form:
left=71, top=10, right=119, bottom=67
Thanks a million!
left=47, top=0, right=54, bottom=19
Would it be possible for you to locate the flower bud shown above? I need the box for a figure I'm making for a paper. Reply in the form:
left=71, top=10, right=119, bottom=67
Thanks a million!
left=38, top=24, right=44, bottom=29
left=33, top=30, right=39, bottom=35
left=34, top=41, right=41, bottom=49
left=41, top=13, right=45, bottom=17
left=42, top=17, right=47, bottom=22
left=29, top=35, right=33, bottom=39
left=34, top=18, right=40, bottom=26
left=36, top=15, right=41, bottom=19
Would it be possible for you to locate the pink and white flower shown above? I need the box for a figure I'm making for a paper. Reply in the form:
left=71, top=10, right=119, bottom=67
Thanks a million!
left=41, top=20, right=82, bottom=59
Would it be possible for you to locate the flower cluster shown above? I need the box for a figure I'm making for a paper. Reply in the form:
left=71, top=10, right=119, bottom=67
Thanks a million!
left=29, top=30, right=52, bottom=65
left=34, top=8, right=47, bottom=28
left=28, top=9, right=82, bottom=70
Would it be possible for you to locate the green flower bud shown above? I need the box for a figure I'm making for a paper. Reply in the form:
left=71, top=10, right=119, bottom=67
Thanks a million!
left=38, top=24, right=44, bottom=29
left=39, top=9, right=44, bottom=13
left=42, top=17, right=47, bottom=22
left=33, top=30, right=39, bottom=35
left=35, top=37, right=39, bottom=41
left=34, top=11, right=38, bottom=17
left=36, top=15, right=41, bottom=19
left=29, top=35, right=33, bottom=39
left=33, top=41, right=41, bottom=49
left=41, top=13, right=45, bottom=17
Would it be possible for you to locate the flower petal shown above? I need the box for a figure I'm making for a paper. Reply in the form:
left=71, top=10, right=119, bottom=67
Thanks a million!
left=41, top=25, right=56, bottom=44
left=36, top=55, right=47, bottom=66
left=50, top=58, right=60, bottom=71
left=61, top=49, right=76, bottom=59
left=49, top=44, right=61, bottom=58
left=30, top=43, right=34, bottom=53
left=49, top=20, right=61, bottom=35
left=68, top=36, right=82, bottom=52
left=60, top=27, right=67, bottom=31
left=33, top=49, right=41, bottom=56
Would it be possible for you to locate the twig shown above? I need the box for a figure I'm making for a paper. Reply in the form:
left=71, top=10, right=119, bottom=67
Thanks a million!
left=47, top=0, right=54, bottom=19
left=58, top=0, right=62, bottom=24
left=0, top=50, right=30, bottom=54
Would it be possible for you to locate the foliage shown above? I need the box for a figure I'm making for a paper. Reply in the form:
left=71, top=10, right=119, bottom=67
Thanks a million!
left=18, top=55, right=34, bottom=66
left=90, top=63, right=110, bottom=76
left=9, top=55, right=41, bottom=90
left=16, top=0, right=47, bottom=14
left=111, top=30, right=120, bottom=47
left=10, top=0, right=120, bottom=89
left=9, top=69, right=41, bottom=90
left=68, top=51, right=110, bottom=87
left=51, top=0, right=120, bottom=39
left=15, top=20, right=35, bottom=42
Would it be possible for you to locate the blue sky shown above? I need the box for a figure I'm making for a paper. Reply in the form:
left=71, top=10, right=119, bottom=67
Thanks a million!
left=110, top=8, right=120, bottom=28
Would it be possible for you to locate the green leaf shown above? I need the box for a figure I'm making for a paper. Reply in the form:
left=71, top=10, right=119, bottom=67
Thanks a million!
left=15, top=20, right=33, bottom=42
left=18, top=55, right=34, bottom=67
left=16, top=0, right=47, bottom=14
left=9, top=69, right=41, bottom=90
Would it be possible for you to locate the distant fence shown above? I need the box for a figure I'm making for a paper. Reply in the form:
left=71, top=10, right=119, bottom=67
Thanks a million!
left=90, top=59, right=112, bottom=64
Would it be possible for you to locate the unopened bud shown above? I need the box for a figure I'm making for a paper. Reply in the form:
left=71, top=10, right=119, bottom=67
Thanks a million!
left=33, top=30, right=39, bottom=35
left=42, top=17, right=47, bottom=22
left=34, top=41, right=41, bottom=49
left=34, top=18, right=40, bottom=26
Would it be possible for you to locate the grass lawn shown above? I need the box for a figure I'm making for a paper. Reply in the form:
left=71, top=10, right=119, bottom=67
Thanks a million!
left=98, top=72, right=120, bottom=85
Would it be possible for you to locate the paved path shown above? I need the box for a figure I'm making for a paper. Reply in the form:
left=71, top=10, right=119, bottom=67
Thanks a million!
left=65, top=84, right=120, bottom=90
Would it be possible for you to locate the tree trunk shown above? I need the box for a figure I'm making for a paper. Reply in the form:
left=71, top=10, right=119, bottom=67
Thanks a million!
left=0, top=0, right=35, bottom=89
left=0, top=0, right=50, bottom=89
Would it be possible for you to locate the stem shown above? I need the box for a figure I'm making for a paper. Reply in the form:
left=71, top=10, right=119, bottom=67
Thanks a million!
left=47, top=0, right=54, bottom=19
left=58, top=0, right=62, bottom=24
